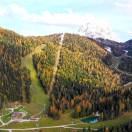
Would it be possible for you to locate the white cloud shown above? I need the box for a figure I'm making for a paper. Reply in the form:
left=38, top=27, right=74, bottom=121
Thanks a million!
left=0, top=6, right=6, bottom=16
left=0, top=3, right=28, bottom=19
left=128, top=31, right=132, bottom=35
left=0, top=3, right=119, bottom=40
left=0, top=4, right=93, bottom=27
left=79, top=21, right=120, bottom=41
left=0, top=4, right=109, bottom=27
left=115, top=0, right=132, bottom=12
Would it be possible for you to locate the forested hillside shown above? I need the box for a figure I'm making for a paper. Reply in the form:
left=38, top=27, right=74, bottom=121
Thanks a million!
left=0, top=27, right=44, bottom=108
left=0, top=27, right=61, bottom=109
left=0, top=28, right=34, bottom=108
left=32, top=34, right=132, bottom=120
left=119, top=56, right=132, bottom=73
left=0, top=27, right=132, bottom=124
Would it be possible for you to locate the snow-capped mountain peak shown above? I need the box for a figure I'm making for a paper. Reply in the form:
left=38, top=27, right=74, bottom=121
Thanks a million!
left=78, top=22, right=119, bottom=41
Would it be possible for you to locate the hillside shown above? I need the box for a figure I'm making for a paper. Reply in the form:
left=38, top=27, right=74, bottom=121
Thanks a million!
left=32, top=33, right=132, bottom=120
left=0, top=27, right=48, bottom=109
left=97, top=37, right=132, bottom=81
left=0, top=28, right=132, bottom=131
left=0, top=27, right=32, bottom=108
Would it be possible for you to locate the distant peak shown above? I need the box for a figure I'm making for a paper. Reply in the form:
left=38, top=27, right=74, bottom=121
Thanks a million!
left=78, top=22, right=120, bottom=42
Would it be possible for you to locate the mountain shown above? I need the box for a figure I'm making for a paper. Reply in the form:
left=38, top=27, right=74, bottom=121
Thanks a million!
left=95, top=38, right=124, bottom=56
left=0, top=27, right=38, bottom=108
left=124, top=39, right=132, bottom=56
left=78, top=22, right=119, bottom=41
left=32, top=33, right=131, bottom=120
left=125, top=39, right=132, bottom=45
left=95, top=37, right=132, bottom=75
left=78, top=22, right=132, bottom=57
left=0, top=27, right=132, bottom=128
left=95, top=37, right=132, bottom=57
left=78, top=23, right=130, bottom=57
left=0, top=28, right=29, bottom=108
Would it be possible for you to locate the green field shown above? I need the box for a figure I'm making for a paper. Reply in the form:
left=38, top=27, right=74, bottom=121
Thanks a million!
left=3, top=113, right=77, bottom=129
left=1, top=109, right=12, bottom=123
left=11, top=129, right=81, bottom=132
left=14, top=106, right=27, bottom=113
left=1, top=113, right=11, bottom=123
left=74, top=112, right=132, bottom=129
left=21, top=45, right=49, bottom=114
left=2, top=112, right=132, bottom=131
left=0, top=106, right=30, bottom=124
left=12, top=129, right=81, bottom=132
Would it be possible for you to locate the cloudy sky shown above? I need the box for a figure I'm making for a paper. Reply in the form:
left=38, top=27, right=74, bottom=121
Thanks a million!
left=0, top=0, right=132, bottom=42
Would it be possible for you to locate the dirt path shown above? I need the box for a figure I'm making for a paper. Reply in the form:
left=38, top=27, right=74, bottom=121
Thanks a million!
left=0, top=124, right=76, bottom=131
left=49, top=33, right=64, bottom=94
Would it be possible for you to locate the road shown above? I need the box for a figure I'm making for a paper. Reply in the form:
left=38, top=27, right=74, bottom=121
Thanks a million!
left=0, top=124, right=76, bottom=131
left=0, top=106, right=21, bottom=126
left=110, top=54, right=132, bottom=77
left=124, top=82, right=132, bottom=88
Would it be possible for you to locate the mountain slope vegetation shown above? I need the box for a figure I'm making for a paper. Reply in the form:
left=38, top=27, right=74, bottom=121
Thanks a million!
left=0, top=27, right=47, bottom=108
left=0, top=28, right=132, bottom=126
left=0, top=28, right=32, bottom=108
left=33, top=34, right=131, bottom=120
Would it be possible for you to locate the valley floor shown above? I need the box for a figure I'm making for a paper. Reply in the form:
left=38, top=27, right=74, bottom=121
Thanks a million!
left=0, top=111, right=132, bottom=132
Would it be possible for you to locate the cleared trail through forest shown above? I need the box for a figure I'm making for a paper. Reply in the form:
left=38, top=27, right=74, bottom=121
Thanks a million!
left=21, top=44, right=48, bottom=114
left=49, top=33, right=64, bottom=94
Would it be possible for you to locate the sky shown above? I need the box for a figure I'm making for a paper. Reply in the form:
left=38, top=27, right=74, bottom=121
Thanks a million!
left=0, top=0, right=132, bottom=42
